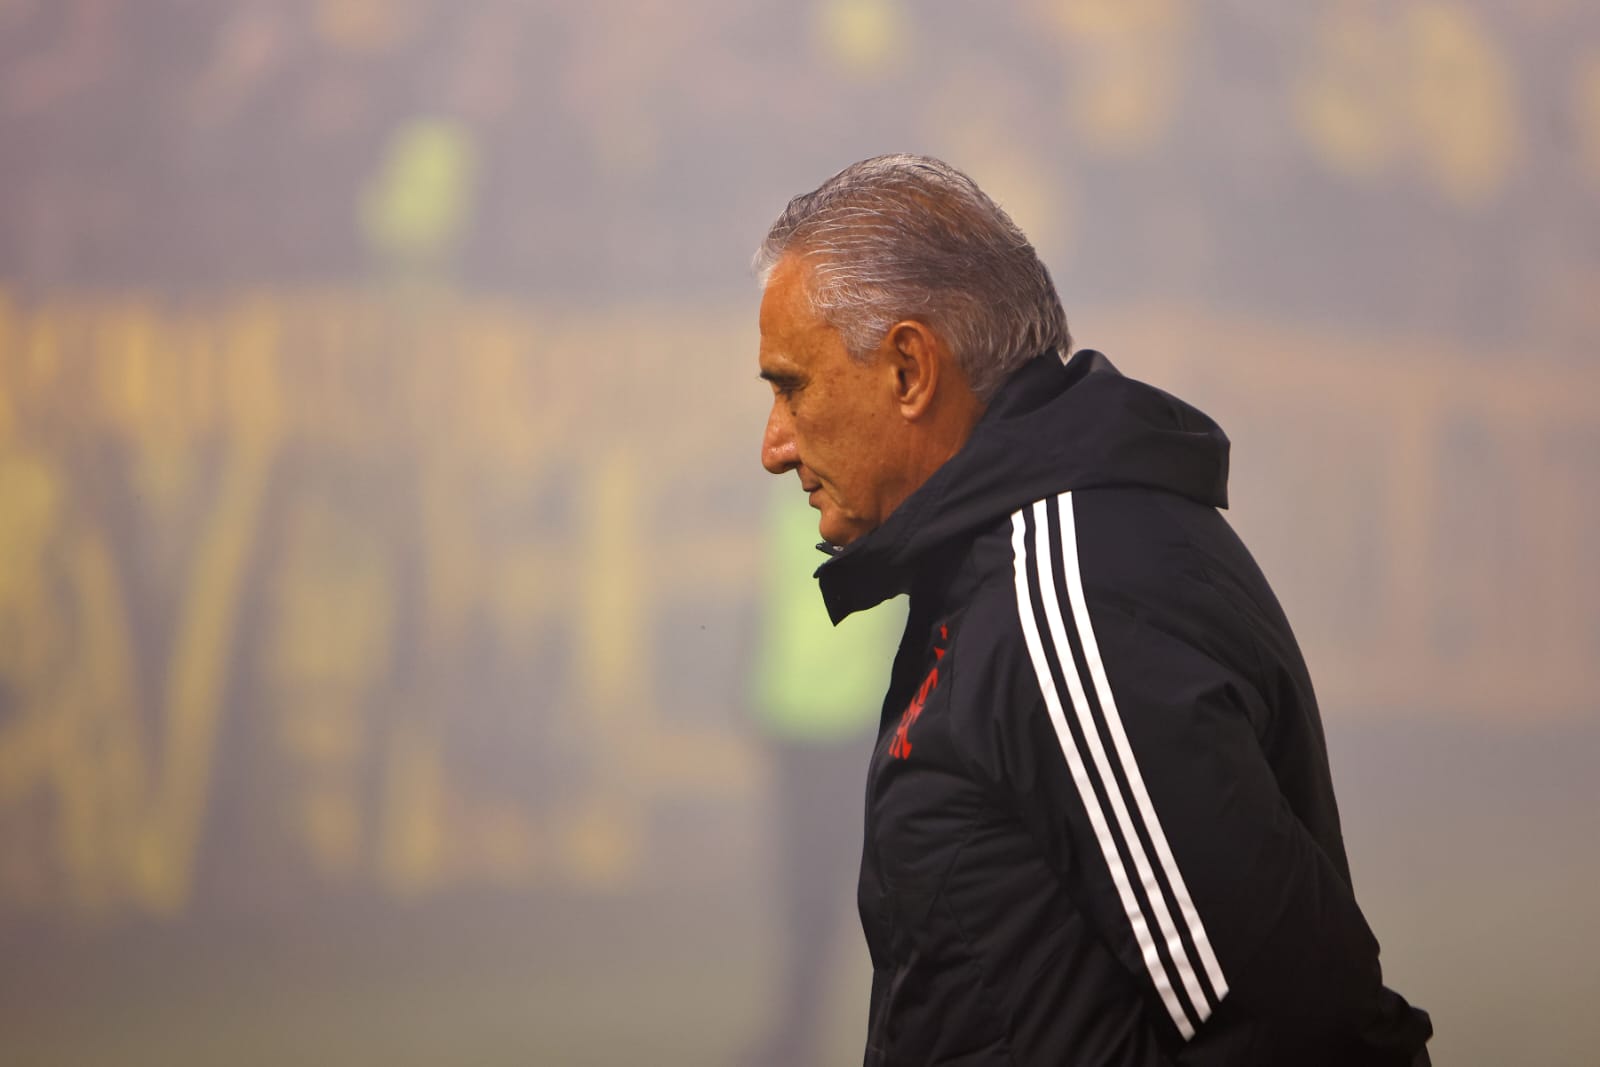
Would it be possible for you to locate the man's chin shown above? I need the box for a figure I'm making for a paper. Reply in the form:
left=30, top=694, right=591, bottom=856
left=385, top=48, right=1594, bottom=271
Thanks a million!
left=817, top=513, right=869, bottom=548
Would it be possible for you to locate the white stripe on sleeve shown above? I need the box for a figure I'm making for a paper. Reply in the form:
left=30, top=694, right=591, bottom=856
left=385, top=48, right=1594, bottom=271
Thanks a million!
left=1011, top=507, right=1197, bottom=1039
left=1056, top=491, right=1228, bottom=1006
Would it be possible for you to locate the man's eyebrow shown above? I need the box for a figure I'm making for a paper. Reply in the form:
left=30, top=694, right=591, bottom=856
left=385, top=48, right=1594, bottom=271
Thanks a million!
left=759, top=368, right=801, bottom=384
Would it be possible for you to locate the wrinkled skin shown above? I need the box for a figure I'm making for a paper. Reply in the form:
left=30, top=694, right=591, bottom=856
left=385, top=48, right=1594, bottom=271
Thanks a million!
left=757, top=254, right=982, bottom=546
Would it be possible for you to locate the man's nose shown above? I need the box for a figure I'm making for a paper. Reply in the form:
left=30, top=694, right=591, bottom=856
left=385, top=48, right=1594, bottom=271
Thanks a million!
left=762, top=403, right=798, bottom=474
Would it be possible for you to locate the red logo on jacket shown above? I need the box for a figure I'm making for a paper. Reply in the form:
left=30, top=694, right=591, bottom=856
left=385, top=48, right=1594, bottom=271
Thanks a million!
left=889, top=625, right=948, bottom=760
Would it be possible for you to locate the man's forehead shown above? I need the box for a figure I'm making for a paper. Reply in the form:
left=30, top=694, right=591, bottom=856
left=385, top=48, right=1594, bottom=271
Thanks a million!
left=759, top=255, right=812, bottom=323
left=758, top=255, right=829, bottom=366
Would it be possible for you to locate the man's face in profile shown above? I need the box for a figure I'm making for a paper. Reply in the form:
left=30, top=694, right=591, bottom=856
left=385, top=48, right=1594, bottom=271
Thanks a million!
left=758, top=255, right=901, bottom=546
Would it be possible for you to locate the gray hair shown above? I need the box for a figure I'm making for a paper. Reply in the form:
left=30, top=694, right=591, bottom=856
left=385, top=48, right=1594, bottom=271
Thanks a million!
left=754, top=154, right=1070, bottom=402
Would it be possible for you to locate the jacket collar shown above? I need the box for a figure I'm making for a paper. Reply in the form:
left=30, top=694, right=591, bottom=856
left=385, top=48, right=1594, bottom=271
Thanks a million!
left=815, top=348, right=1230, bottom=623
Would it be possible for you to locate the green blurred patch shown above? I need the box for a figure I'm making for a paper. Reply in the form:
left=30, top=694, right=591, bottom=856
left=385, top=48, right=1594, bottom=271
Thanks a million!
left=359, top=118, right=478, bottom=267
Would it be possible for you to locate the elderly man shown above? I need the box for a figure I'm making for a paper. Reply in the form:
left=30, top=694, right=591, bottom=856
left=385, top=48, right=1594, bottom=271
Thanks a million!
left=754, top=155, right=1432, bottom=1066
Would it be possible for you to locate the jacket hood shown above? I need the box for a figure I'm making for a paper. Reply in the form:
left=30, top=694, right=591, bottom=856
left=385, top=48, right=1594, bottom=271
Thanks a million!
left=817, top=348, right=1230, bottom=623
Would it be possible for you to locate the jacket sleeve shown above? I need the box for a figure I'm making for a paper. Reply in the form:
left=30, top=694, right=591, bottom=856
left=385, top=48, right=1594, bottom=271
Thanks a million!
left=975, top=492, right=1429, bottom=1065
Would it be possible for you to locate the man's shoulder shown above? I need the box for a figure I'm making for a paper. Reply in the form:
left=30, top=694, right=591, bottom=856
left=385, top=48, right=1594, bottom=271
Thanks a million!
left=961, top=485, right=1222, bottom=597
left=947, top=485, right=1263, bottom=667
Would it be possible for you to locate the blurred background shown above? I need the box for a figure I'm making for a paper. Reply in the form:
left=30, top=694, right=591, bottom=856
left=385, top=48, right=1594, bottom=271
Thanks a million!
left=0, top=1, right=1597, bottom=1064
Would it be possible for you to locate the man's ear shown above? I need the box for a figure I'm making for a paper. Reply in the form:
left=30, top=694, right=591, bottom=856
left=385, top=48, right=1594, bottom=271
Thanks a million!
left=883, top=320, right=944, bottom=421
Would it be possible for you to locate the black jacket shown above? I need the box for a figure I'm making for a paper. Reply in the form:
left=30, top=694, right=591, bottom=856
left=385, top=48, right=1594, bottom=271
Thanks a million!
left=819, top=350, right=1432, bottom=1066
